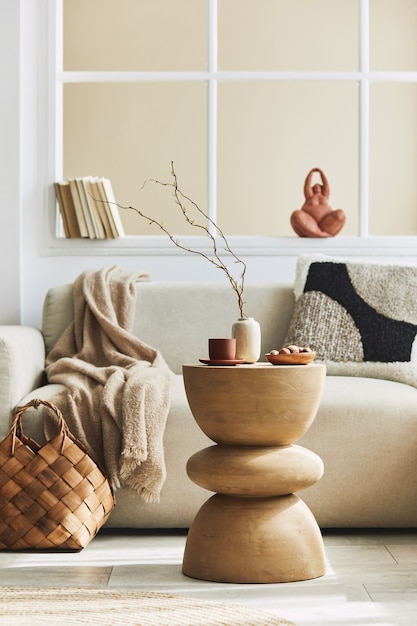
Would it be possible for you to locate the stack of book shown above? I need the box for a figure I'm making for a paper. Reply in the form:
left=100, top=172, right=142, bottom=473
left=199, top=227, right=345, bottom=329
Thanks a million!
left=54, top=176, right=125, bottom=239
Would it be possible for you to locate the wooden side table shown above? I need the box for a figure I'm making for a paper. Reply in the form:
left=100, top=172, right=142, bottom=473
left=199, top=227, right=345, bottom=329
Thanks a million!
left=182, top=363, right=326, bottom=584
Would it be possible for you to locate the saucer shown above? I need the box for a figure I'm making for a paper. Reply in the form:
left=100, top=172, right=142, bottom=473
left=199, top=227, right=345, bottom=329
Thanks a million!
left=199, top=358, right=245, bottom=366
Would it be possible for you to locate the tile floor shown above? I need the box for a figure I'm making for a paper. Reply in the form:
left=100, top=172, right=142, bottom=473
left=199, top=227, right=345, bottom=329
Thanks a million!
left=0, top=528, right=416, bottom=626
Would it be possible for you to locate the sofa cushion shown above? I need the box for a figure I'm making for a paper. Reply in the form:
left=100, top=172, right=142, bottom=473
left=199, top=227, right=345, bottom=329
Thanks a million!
left=299, top=375, right=417, bottom=527
left=284, top=254, right=417, bottom=387
left=43, top=282, right=296, bottom=374
left=0, top=326, right=46, bottom=434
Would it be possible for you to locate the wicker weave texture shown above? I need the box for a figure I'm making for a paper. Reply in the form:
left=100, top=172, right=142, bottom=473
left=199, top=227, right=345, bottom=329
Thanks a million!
left=0, top=399, right=115, bottom=550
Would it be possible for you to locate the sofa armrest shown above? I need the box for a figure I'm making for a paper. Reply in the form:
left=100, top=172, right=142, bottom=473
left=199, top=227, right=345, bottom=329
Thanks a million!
left=0, top=326, right=46, bottom=436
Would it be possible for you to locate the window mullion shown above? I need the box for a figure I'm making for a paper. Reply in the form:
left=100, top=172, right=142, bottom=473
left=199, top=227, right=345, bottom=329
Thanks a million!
left=359, top=0, right=370, bottom=237
left=53, top=0, right=63, bottom=180
left=207, top=0, right=218, bottom=233
left=49, top=0, right=64, bottom=238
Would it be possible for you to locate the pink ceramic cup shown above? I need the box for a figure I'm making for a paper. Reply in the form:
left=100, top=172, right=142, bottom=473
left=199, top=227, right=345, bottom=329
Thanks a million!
left=208, top=338, right=236, bottom=361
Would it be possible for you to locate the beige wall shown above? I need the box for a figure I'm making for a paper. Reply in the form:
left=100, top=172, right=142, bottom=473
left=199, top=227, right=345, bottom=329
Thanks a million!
left=63, top=0, right=417, bottom=237
left=4, top=1, right=417, bottom=332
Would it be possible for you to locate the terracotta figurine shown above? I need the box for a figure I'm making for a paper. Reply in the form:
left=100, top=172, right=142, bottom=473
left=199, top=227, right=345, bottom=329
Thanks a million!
left=290, top=168, right=346, bottom=238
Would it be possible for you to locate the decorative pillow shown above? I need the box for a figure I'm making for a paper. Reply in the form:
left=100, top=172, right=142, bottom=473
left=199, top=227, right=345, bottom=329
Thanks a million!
left=284, top=254, right=417, bottom=387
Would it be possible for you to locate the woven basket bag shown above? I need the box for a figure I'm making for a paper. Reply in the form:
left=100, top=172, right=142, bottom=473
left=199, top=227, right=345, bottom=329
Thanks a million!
left=0, top=398, right=115, bottom=551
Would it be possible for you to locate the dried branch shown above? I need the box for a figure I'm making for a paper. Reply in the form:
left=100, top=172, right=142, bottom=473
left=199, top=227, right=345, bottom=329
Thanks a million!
left=117, top=162, right=247, bottom=317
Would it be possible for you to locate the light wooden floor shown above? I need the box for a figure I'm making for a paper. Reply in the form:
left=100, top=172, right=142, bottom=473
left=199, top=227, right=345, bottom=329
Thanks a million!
left=1, top=529, right=416, bottom=626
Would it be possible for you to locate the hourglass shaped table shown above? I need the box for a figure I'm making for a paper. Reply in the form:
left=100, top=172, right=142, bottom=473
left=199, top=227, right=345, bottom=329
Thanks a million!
left=182, top=362, right=326, bottom=584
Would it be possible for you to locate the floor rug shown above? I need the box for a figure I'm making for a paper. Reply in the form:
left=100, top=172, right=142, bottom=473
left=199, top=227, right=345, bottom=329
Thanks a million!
left=0, top=588, right=295, bottom=626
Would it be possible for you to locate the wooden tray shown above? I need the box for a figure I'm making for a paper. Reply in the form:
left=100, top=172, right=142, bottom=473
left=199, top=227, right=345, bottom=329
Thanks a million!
left=265, top=351, right=316, bottom=365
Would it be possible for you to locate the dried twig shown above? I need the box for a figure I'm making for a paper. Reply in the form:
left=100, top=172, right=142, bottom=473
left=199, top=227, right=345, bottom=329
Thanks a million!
left=117, top=162, right=247, bottom=317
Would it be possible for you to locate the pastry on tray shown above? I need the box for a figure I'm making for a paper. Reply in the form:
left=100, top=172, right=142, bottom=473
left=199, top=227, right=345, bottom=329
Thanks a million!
left=265, top=345, right=316, bottom=365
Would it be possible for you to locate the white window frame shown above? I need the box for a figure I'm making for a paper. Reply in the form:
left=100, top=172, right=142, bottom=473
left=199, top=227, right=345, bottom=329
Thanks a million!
left=42, top=0, right=417, bottom=259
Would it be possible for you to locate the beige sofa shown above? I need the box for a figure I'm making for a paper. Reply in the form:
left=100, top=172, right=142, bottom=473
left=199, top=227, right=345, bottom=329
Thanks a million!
left=1, top=281, right=416, bottom=528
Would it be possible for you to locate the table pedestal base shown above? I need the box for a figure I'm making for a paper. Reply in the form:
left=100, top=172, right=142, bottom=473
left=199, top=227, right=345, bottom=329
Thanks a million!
left=182, top=363, right=327, bottom=584
left=182, top=493, right=326, bottom=583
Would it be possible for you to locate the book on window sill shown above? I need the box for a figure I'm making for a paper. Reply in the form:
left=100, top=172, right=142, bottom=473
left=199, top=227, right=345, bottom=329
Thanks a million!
left=98, top=177, right=125, bottom=238
left=67, top=179, right=89, bottom=238
left=83, top=176, right=109, bottom=239
left=74, top=177, right=99, bottom=239
left=88, top=177, right=118, bottom=239
left=54, top=176, right=124, bottom=239
left=54, top=182, right=70, bottom=238
left=54, top=182, right=82, bottom=239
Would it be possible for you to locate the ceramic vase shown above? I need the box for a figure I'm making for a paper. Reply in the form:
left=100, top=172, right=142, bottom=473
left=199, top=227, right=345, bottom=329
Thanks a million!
left=232, top=317, right=261, bottom=363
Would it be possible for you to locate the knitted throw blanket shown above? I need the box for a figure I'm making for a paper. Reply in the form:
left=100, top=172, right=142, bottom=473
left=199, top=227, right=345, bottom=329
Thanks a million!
left=45, top=265, right=175, bottom=502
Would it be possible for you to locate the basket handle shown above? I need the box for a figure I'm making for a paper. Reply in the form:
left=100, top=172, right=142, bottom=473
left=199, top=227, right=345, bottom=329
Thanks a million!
left=11, top=398, right=71, bottom=454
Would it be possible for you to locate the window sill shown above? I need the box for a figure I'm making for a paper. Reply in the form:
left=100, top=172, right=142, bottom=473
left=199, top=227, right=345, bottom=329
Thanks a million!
left=42, top=234, right=417, bottom=259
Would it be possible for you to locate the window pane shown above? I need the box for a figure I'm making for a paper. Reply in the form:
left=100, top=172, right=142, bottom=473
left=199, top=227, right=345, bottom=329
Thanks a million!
left=369, top=83, right=417, bottom=235
left=63, top=0, right=208, bottom=71
left=370, top=0, right=417, bottom=71
left=218, top=0, right=358, bottom=71
left=217, top=81, right=359, bottom=236
left=63, top=83, right=207, bottom=235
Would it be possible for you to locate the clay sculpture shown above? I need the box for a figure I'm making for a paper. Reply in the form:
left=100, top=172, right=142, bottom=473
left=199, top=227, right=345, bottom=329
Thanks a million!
left=290, top=168, right=346, bottom=238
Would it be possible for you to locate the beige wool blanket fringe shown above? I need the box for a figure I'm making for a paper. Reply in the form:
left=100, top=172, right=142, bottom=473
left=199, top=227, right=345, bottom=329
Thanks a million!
left=45, top=265, right=175, bottom=503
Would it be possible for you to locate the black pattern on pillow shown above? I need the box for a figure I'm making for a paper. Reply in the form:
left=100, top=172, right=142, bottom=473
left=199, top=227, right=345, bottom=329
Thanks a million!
left=284, top=255, right=417, bottom=387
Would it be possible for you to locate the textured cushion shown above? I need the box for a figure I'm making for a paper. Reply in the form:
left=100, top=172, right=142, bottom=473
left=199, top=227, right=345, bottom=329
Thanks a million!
left=284, top=254, right=417, bottom=387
